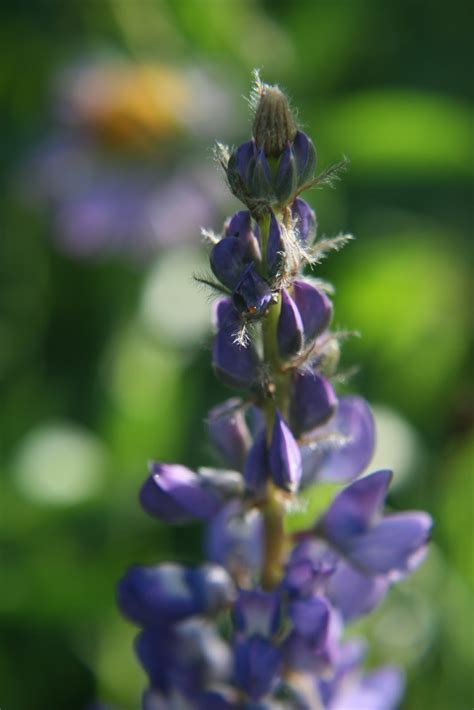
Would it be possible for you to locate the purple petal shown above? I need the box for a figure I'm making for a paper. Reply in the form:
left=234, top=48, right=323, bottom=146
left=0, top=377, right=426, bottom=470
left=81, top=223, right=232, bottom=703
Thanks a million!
left=292, top=279, right=332, bottom=343
left=277, top=288, right=304, bottom=359
left=274, top=143, right=297, bottom=203
left=140, top=463, right=221, bottom=522
left=284, top=608, right=341, bottom=675
left=210, top=236, right=248, bottom=290
left=234, top=140, right=257, bottom=178
left=326, top=562, right=390, bottom=621
left=289, top=596, right=330, bottom=649
left=234, top=637, right=281, bottom=701
left=269, top=411, right=302, bottom=493
left=266, top=211, right=285, bottom=278
left=248, top=148, right=273, bottom=199
left=291, top=198, right=317, bottom=243
left=233, top=589, right=281, bottom=638
left=292, top=130, right=316, bottom=185
left=135, top=627, right=176, bottom=693
left=318, top=470, right=393, bottom=547
left=224, top=210, right=252, bottom=238
left=206, top=500, right=263, bottom=578
left=212, top=299, right=261, bottom=390
left=232, top=264, right=272, bottom=317
left=284, top=538, right=338, bottom=598
left=330, top=666, right=404, bottom=710
left=348, top=512, right=432, bottom=576
left=244, top=432, right=269, bottom=495
left=116, top=563, right=235, bottom=628
left=224, top=209, right=262, bottom=262
left=207, top=398, right=251, bottom=470
left=301, top=396, right=375, bottom=486
left=289, top=370, right=338, bottom=437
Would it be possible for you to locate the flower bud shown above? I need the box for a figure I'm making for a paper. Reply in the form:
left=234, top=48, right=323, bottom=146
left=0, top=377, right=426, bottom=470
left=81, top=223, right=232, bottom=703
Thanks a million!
left=277, top=288, right=304, bottom=359
left=232, top=264, right=272, bottom=318
left=210, top=236, right=249, bottom=290
left=140, top=463, right=222, bottom=522
left=274, top=143, right=298, bottom=205
left=212, top=299, right=261, bottom=390
left=289, top=371, right=337, bottom=436
left=269, top=410, right=302, bottom=493
left=292, top=280, right=332, bottom=344
left=243, top=432, right=268, bottom=495
left=292, top=198, right=317, bottom=243
left=292, top=130, right=317, bottom=188
left=207, top=398, right=252, bottom=471
left=266, top=211, right=285, bottom=278
left=252, top=84, right=297, bottom=158
left=117, top=563, right=236, bottom=627
left=247, top=148, right=273, bottom=200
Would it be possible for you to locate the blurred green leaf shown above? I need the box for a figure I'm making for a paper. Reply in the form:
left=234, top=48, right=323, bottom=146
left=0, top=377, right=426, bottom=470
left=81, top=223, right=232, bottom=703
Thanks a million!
left=320, top=91, right=473, bottom=177
left=335, top=231, right=470, bottom=421
left=437, top=435, right=474, bottom=590
left=284, top=482, right=341, bottom=534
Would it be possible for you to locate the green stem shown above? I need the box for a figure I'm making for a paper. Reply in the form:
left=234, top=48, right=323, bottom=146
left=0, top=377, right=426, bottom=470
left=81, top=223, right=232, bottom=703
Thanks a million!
left=259, top=211, right=287, bottom=590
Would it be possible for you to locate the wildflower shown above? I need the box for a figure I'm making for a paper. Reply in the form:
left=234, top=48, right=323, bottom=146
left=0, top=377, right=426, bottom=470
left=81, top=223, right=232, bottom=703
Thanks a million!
left=118, top=74, right=432, bottom=708
left=23, top=59, right=236, bottom=258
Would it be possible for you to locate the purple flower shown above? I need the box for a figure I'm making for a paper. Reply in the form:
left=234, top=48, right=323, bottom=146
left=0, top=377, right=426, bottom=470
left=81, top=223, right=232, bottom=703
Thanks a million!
left=289, top=370, right=338, bottom=437
left=138, top=619, right=233, bottom=702
left=292, top=279, right=332, bottom=343
left=326, top=562, right=390, bottom=622
left=140, top=462, right=242, bottom=523
left=317, top=470, right=432, bottom=576
left=210, top=235, right=252, bottom=291
left=269, top=411, right=302, bottom=493
left=277, top=289, right=304, bottom=359
left=283, top=603, right=341, bottom=676
left=207, top=398, right=252, bottom=471
left=24, top=60, right=237, bottom=258
left=117, top=563, right=236, bottom=628
left=232, top=264, right=273, bottom=318
left=300, top=396, right=375, bottom=487
left=265, top=212, right=285, bottom=278
left=234, top=637, right=281, bottom=701
left=244, top=432, right=269, bottom=495
left=224, top=210, right=252, bottom=238
left=325, top=665, right=404, bottom=710
left=233, top=590, right=281, bottom=638
left=274, top=142, right=298, bottom=204
left=213, top=299, right=261, bottom=390
left=117, top=76, right=432, bottom=709
left=291, top=198, right=317, bottom=243
left=206, top=501, right=263, bottom=580
left=288, top=596, right=330, bottom=647
left=292, top=131, right=317, bottom=186
left=283, top=539, right=338, bottom=598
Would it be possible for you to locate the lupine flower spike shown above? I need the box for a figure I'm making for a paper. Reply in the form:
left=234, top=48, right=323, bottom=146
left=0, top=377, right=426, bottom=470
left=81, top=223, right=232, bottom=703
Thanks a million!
left=118, top=74, right=432, bottom=709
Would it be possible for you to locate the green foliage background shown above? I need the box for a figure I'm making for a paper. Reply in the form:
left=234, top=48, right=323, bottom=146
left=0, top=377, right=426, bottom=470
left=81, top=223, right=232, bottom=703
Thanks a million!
left=0, top=1, right=472, bottom=708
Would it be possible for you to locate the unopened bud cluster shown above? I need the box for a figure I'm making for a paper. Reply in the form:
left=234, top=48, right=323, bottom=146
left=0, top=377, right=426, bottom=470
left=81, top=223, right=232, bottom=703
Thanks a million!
left=223, top=81, right=316, bottom=213
left=117, top=77, right=432, bottom=709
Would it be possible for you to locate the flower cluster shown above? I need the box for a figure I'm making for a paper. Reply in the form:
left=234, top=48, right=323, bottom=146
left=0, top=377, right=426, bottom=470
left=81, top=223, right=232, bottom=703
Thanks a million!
left=117, top=75, right=432, bottom=709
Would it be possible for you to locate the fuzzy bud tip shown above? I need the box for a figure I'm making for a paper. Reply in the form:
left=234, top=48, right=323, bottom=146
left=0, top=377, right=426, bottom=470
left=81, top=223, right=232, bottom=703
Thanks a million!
left=252, top=83, right=297, bottom=159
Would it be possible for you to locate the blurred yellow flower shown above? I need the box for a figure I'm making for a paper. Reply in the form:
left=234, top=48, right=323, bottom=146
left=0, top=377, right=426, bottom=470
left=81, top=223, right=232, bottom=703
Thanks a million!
left=62, top=62, right=190, bottom=150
